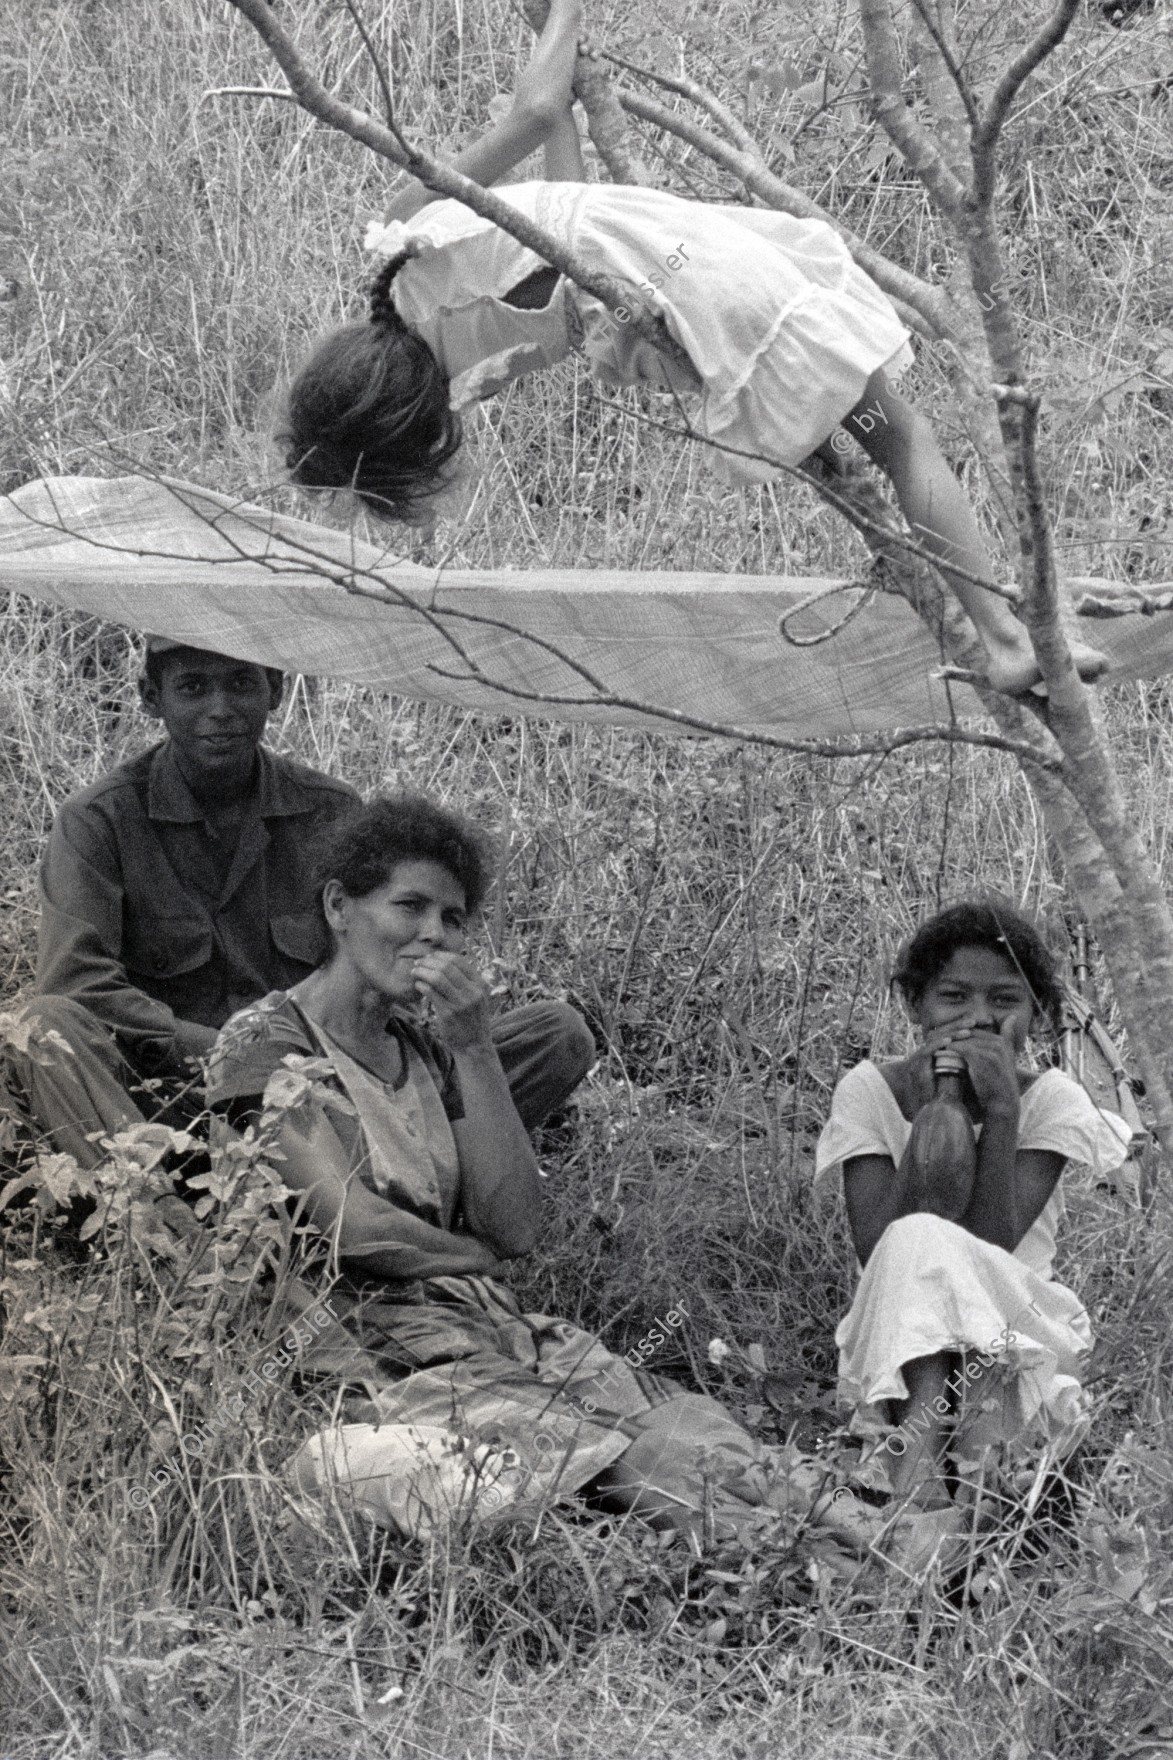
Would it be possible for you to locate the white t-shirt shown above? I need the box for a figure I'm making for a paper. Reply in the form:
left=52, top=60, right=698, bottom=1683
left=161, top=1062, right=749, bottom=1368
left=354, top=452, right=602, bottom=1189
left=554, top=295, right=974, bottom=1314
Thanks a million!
left=814, top=1060, right=1131, bottom=1277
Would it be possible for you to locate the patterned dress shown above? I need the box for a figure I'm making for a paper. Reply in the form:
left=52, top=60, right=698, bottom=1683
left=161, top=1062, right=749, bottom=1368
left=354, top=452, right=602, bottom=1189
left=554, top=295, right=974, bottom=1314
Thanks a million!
left=207, top=991, right=826, bottom=1539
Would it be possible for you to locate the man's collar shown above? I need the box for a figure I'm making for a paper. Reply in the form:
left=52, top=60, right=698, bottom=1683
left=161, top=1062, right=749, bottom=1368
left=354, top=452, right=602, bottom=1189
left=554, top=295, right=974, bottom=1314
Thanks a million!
left=146, top=742, right=307, bottom=822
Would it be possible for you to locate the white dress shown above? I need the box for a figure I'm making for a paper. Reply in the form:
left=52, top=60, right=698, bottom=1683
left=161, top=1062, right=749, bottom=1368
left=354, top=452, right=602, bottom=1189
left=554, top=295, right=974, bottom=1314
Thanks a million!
left=813, top=1061, right=1131, bottom=1457
left=366, top=182, right=914, bottom=485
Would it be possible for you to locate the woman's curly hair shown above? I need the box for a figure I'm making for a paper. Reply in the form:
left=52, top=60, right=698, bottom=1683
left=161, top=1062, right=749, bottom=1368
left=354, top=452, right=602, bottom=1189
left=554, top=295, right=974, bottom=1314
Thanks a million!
left=891, top=898, right=1065, bottom=1029
left=279, top=255, right=463, bottom=521
left=313, top=793, right=494, bottom=926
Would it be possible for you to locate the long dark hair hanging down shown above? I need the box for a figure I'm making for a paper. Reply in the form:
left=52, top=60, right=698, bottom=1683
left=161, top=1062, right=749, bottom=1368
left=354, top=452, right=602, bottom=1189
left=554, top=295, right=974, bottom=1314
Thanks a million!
left=280, top=252, right=463, bottom=521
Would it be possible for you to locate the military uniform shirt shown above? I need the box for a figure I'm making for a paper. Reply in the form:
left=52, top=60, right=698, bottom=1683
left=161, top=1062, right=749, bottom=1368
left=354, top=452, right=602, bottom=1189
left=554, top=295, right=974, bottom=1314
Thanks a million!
left=35, top=740, right=359, bottom=1063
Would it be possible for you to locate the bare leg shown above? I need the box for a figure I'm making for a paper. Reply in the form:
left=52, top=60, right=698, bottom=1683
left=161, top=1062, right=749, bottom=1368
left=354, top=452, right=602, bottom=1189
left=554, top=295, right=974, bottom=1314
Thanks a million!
left=885, top=1350, right=958, bottom=1505
left=840, top=372, right=1108, bottom=696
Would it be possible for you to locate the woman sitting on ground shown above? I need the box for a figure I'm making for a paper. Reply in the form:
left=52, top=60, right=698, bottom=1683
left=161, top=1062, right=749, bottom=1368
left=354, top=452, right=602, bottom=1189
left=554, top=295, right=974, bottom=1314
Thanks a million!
left=814, top=901, right=1130, bottom=1541
left=206, top=793, right=874, bottom=1547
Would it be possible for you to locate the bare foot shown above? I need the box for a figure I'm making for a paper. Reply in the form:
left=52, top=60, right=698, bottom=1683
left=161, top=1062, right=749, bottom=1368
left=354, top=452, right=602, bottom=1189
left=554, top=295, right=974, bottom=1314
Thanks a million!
left=980, top=627, right=1110, bottom=696
left=876, top=1503, right=967, bottom=1578
left=1070, top=640, right=1111, bottom=681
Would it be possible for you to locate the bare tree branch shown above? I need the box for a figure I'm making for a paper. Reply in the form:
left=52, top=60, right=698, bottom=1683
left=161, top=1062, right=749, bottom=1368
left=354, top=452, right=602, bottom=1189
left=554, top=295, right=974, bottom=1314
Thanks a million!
left=340, top=0, right=396, bottom=133
left=856, top=0, right=969, bottom=216
left=567, top=42, right=651, bottom=183
left=990, top=387, right=1173, bottom=1043
left=1005, top=387, right=1069, bottom=667
left=973, top=0, right=1082, bottom=196
left=855, top=0, right=1062, bottom=668
left=423, top=660, right=1059, bottom=765
left=603, top=49, right=764, bottom=157
left=908, top=0, right=980, bottom=134
left=992, top=371, right=1173, bottom=1161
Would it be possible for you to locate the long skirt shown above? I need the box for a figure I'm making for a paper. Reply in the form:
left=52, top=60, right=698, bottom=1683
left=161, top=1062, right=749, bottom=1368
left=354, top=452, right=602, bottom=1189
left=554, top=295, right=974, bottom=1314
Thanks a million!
left=281, top=1272, right=870, bottom=1543
left=835, top=1213, right=1092, bottom=1463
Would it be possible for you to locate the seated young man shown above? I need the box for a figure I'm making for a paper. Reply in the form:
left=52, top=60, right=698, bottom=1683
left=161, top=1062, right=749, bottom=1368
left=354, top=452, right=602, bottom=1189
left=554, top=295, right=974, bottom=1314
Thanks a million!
left=6, top=638, right=594, bottom=1184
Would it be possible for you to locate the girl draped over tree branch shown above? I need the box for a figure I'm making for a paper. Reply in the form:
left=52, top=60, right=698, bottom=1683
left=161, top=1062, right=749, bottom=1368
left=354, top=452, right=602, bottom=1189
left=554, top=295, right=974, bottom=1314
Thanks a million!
left=280, top=0, right=1106, bottom=697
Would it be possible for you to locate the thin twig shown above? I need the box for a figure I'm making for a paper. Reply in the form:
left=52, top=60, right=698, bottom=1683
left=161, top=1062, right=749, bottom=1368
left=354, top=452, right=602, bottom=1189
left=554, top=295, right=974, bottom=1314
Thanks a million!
left=907, top=0, right=980, bottom=132
left=600, top=48, right=764, bottom=157
left=419, top=658, right=1055, bottom=766
left=340, top=0, right=396, bottom=133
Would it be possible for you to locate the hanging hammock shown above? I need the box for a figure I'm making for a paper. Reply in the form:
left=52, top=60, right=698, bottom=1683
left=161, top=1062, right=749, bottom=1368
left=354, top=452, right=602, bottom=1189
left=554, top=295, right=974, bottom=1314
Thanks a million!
left=3, top=473, right=1171, bottom=743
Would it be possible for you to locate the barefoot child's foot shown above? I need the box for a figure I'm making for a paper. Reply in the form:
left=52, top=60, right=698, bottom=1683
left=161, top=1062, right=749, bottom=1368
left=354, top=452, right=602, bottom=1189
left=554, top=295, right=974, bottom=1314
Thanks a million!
left=980, top=624, right=1109, bottom=696
left=876, top=1502, right=968, bottom=1578
left=1070, top=640, right=1110, bottom=682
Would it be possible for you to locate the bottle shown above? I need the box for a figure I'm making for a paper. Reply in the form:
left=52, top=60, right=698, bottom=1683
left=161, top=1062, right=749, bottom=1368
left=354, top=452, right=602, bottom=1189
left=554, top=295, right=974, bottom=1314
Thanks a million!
left=904, top=1048, right=977, bottom=1221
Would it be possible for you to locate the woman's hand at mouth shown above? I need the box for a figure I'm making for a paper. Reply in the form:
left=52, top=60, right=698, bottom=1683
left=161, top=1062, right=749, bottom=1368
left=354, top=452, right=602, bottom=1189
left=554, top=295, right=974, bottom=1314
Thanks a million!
left=411, top=952, right=495, bottom=1052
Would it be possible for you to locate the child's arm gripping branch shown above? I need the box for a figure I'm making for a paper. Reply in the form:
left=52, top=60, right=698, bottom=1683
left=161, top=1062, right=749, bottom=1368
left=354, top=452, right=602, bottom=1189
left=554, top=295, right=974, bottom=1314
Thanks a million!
left=542, top=100, right=587, bottom=181
left=383, top=0, right=584, bottom=225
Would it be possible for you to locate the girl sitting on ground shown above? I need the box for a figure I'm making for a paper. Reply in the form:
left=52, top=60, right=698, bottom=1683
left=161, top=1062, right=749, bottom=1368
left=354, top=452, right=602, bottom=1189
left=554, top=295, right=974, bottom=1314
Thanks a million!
left=813, top=901, right=1130, bottom=1547
left=281, top=0, right=1106, bottom=697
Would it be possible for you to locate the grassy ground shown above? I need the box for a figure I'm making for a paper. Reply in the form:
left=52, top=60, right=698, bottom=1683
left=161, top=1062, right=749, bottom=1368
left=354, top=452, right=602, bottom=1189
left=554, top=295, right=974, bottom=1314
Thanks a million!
left=3, top=0, right=1173, bottom=1754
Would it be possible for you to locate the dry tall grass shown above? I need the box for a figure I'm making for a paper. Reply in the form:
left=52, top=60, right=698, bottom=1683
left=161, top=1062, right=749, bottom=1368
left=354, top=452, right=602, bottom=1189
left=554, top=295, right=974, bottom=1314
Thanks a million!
left=3, top=0, right=1173, bottom=1755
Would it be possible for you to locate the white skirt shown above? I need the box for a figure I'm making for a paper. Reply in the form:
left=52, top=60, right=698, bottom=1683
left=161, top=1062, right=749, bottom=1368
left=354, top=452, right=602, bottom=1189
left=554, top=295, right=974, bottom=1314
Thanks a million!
left=836, top=1212, right=1092, bottom=1461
